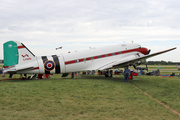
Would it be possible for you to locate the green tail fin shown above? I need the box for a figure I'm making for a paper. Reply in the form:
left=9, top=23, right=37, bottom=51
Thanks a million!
left=3, top=41, right=19, bottom=66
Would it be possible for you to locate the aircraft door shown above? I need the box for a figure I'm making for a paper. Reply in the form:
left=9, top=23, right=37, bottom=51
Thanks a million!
left=58, top=54, right=66, bottom=73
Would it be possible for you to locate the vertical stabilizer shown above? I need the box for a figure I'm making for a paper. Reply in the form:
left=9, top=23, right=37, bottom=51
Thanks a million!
left=3, top=41, right=36, bottom=67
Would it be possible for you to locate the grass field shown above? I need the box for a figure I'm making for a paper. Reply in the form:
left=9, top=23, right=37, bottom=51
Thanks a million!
left=0, top=65, right=180, bottom=119
left=1, top=64, right=179, bottom=75
left=0, top=73, right=180, bottom=119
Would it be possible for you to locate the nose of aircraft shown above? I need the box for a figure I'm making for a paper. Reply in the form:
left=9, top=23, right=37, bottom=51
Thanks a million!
left=141, top=47, right=150, bottom=55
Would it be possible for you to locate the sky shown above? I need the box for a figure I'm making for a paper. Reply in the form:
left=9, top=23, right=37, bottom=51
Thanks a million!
left=0, top=0, right=180, bottom=62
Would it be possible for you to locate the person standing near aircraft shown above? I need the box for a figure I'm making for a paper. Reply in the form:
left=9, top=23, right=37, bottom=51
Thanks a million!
left=123, top=66, right=130, bottom=83
left=71, top=72, right=74, bottom=78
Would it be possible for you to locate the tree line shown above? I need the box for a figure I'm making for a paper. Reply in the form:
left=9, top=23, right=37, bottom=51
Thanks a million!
left=146, top=61, right=180, bottom=65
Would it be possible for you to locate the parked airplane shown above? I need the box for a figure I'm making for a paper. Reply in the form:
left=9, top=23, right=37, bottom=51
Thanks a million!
left=3, top=41, right=176, bottom=78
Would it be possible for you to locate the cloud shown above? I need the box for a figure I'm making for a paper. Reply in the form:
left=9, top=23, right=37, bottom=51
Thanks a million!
left=0, top=0, right=180, bottom=62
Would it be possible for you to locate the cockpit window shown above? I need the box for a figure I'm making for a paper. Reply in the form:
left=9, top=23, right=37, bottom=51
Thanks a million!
left=138, top=45, right=141, bottom=48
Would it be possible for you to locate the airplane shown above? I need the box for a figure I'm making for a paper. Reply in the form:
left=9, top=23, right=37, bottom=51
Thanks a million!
left=3, top=41, right=176, bottom=79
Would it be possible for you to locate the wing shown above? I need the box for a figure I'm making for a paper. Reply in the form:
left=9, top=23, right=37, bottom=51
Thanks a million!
left=98, top=47, right=176, bottom=70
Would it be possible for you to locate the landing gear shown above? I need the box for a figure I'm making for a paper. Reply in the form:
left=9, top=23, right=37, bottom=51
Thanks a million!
left=133, top=63, right=148, bottom=72
left=30, top=74, right=37, bottom=80
left=105, top=70, right=113, bottom=78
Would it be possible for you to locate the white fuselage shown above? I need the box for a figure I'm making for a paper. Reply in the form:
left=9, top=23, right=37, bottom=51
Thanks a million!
left=14, top=43, right=146, bottom=74
left=3, top=40, right=176, bottom=75
left=4, top=42, right=148, bottom=74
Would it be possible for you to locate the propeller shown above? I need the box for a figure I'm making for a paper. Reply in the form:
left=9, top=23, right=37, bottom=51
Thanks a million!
left=146, top=49, right=151, bottom=55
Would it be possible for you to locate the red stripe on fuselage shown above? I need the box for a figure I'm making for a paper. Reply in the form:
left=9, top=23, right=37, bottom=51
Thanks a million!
left=115, top=52, right=119, bottom=55
left=121, top=48, right=148, bottom=55
left=86, top=57, right=91, bottom=61
left=65, top=60, right=76, bottom=65
left=79, top=59, right=84, bottom=62
left=108, top=53, right=112, bottom=56
left=65, top=47, right=148, bottom=65
left=31, top=67, right=39, bottom=70
left=18, top=46, right=25, bottom=49
left=94, top=56, right=98, bottom=59
left=101, top=55, right=105, bottom=58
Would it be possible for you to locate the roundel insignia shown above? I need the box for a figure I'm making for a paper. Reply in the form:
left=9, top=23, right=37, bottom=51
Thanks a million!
left=44, top=60, right=56, bottom=71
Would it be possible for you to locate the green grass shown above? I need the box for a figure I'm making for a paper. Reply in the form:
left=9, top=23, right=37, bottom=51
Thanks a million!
left=1, top=64, right=179, bottom=75
left=131, top=76, right=180, bottom=112
left=0, top=74, right=180, bottom=119
left=129, top=65, right=180, bottom=75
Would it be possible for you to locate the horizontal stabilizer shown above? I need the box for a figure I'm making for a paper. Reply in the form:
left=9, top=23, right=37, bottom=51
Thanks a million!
left=3, top=65, right=34, bottom=74
left=16, top=66, right=34, bottom=71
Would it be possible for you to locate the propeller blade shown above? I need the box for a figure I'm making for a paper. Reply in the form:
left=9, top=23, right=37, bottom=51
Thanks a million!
left=146, top=49, right=151, bottom=55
